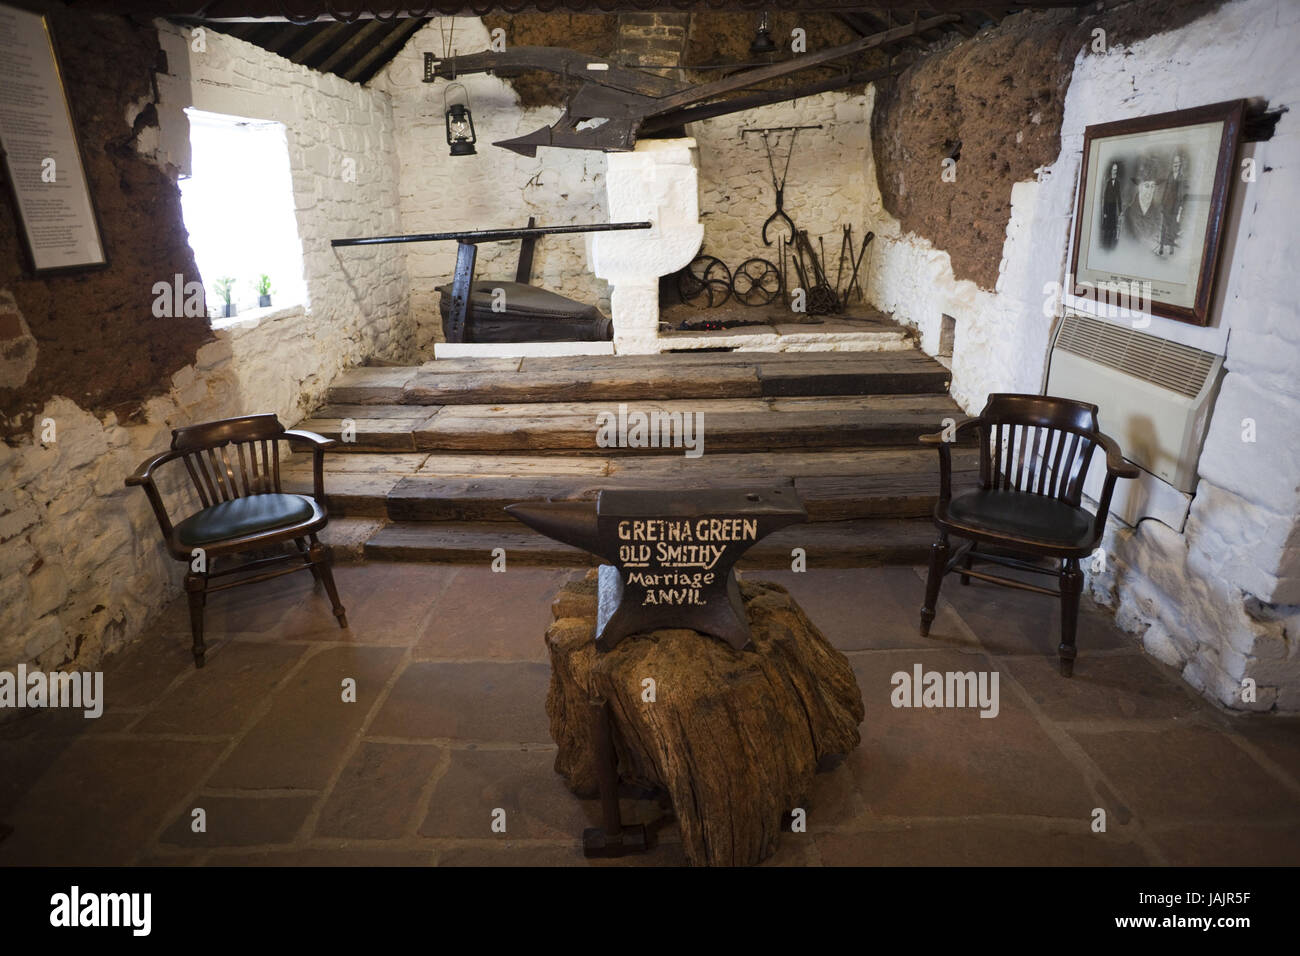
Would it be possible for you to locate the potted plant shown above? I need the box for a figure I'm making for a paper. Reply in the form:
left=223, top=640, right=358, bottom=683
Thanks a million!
left=213, top=276, right=236, bottom=318
left=253, top=274, right=273, bottom=309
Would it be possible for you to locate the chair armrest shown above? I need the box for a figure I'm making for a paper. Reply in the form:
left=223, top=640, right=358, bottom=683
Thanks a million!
left=1095, top=431, right=1140, bottom=479
left=918, top=416, right=982, bottom=445
left=124, top=449, right=184, bottom=540
left=284, top=429, right=335, bottom=505
left=1088, top=431, right=1138, bottom=538
left=125, top=449, right=183, bottom=487
left=919, top=417, right=982, bottom=502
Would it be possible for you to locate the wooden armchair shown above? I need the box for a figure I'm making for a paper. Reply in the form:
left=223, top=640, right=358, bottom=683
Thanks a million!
left=126, top=414, right=347, bottom=668
left=918, top=393, right=1139, bottom=676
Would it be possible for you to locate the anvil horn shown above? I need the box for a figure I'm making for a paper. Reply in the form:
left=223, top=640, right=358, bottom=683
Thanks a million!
left=505, top=501, right=603, bottom=557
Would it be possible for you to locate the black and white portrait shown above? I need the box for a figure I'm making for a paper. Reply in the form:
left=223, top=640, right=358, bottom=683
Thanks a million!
left=1072, top=103, right=1242, bottom=324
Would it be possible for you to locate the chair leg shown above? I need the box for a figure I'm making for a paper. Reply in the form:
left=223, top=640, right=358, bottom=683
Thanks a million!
left=295, top=538, right=322, bottom=584
left=920, top=533, right=950, bottom=637
left=959, top=553, right=973, bottom=586
left=309, top=536, right=347, bottom=629
left=1059, top=557, right=1083, bottom=677
left=184, top=571, right=208, bottom=668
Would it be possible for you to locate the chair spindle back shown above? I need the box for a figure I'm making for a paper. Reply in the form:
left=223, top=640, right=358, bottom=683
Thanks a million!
left=171, top=414, right=286, bottom=508
left=978, top=394, right=1101, bottom=508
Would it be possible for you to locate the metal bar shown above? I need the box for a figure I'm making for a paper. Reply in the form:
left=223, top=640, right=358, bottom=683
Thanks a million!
left=331, top=220, right=651, bottom=248
left=515, top=216, right=537, bottom=284
left=591, top=698, right=622, bottom=839
left=740, top=124, right=824, bottom=135
left=445, top=240, right=477, bottom=345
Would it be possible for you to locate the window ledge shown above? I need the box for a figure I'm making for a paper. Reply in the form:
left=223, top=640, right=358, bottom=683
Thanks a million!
left=211, top=303, right=305, bottom=333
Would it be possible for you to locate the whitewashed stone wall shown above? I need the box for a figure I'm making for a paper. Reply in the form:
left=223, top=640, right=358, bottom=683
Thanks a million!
left=374, top=19, right=875, bottom=342
left=0, top=24, right=413, bottom=676
left=863, top=0, right=1300, bottom=710
left=166, top=24, right=415, bottom=407
left=371, top=19, right=612, bottom=344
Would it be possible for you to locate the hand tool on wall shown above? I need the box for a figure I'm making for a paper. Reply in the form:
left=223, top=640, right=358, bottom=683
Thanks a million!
left=844, top=230, right=876, bottom=304
left=741, top=125, right=822, bottom=247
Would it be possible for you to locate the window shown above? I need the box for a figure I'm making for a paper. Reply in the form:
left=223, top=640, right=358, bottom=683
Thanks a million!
left=178, top=109, right=307, bottom=323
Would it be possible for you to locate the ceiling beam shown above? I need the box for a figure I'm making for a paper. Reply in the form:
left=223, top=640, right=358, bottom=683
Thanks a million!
left=316, top=18, right=388, bottom=74
left=89, top=2, right=1088, bottom=21
left=259, top=23, right=306, bottom=53
left=343, top=16, right=426, bottom=83
left=289, top=21, right=350, bottom=64
left=840, top=11, right=927, bottom=51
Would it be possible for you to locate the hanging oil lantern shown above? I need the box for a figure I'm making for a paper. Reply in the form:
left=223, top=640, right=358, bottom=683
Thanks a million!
left=750, top=12, right=777, bottom=55
left=444, top=82, right=477, bottom=157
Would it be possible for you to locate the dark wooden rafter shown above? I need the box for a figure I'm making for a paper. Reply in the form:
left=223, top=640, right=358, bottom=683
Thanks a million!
left=837, top=11, right=924, bottom=52
left=259, top=22, right=305, bottom=53
left=85, top=2, right=1083, bottom=17
left=342, top=15, right=424, bottom=81
left=285, top=20, right=349, bottom=61
left=316, top=18, right=387, bottom=73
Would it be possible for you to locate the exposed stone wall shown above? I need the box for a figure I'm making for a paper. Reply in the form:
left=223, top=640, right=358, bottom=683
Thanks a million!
left=476, top=13, right=618, bottom=109
left=617, top=11, right=689, bottom=70
left=0, top=12, right=210, bottom=437
left=870, top=0, right=1226, bottom=292
left=0, top=20, right=411, bottom=677
left=863, top=0, right=1300, bottom=710
left=687, top=90, right=874, bottom=295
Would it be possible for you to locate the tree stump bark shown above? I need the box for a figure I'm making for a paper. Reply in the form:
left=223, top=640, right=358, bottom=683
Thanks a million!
left=546, top=570, right=864, bottom=867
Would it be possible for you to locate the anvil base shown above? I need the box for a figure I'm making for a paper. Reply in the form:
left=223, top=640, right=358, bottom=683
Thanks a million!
left=582, top=823, right=649, bottom=858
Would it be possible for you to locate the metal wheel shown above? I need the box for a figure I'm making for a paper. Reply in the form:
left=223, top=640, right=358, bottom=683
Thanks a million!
left=731, top=258, right=783, bottom=306
left=677, top=255, right=732, bottom=308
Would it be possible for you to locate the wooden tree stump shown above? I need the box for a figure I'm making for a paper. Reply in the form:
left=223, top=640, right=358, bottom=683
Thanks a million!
left=546, top=570, right=864, bottom=867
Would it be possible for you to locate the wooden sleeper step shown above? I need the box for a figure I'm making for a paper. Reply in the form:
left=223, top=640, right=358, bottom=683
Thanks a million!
left=364, top=518, right=938, bottom=569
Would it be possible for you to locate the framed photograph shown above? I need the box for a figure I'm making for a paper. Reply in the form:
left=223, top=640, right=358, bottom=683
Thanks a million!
left=1069, top=99, right=1244, bottom=326
left=0, top=4, right=108, bottom=275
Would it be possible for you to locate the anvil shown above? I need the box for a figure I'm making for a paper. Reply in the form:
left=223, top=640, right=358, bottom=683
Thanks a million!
left=506, top=487, right=806, bottom=651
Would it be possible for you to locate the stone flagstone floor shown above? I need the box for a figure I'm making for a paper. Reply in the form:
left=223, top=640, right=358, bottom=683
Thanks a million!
left=1, top=561, right=1297, bottom=867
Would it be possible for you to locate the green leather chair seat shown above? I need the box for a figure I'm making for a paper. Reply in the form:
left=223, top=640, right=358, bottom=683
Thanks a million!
left=176, top=493, right=315, bottom=546
left=941, top=489, right=1095, bottom=551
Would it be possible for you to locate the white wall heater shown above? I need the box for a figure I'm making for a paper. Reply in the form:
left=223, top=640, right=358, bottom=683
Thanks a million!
left=1045, top=311, right=1225, bottom=528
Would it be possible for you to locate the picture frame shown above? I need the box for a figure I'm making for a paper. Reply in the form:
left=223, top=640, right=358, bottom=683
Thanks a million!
left=1069, top=99, right=1244, bottom=327
left=0, top=4, right=109, bottom=276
